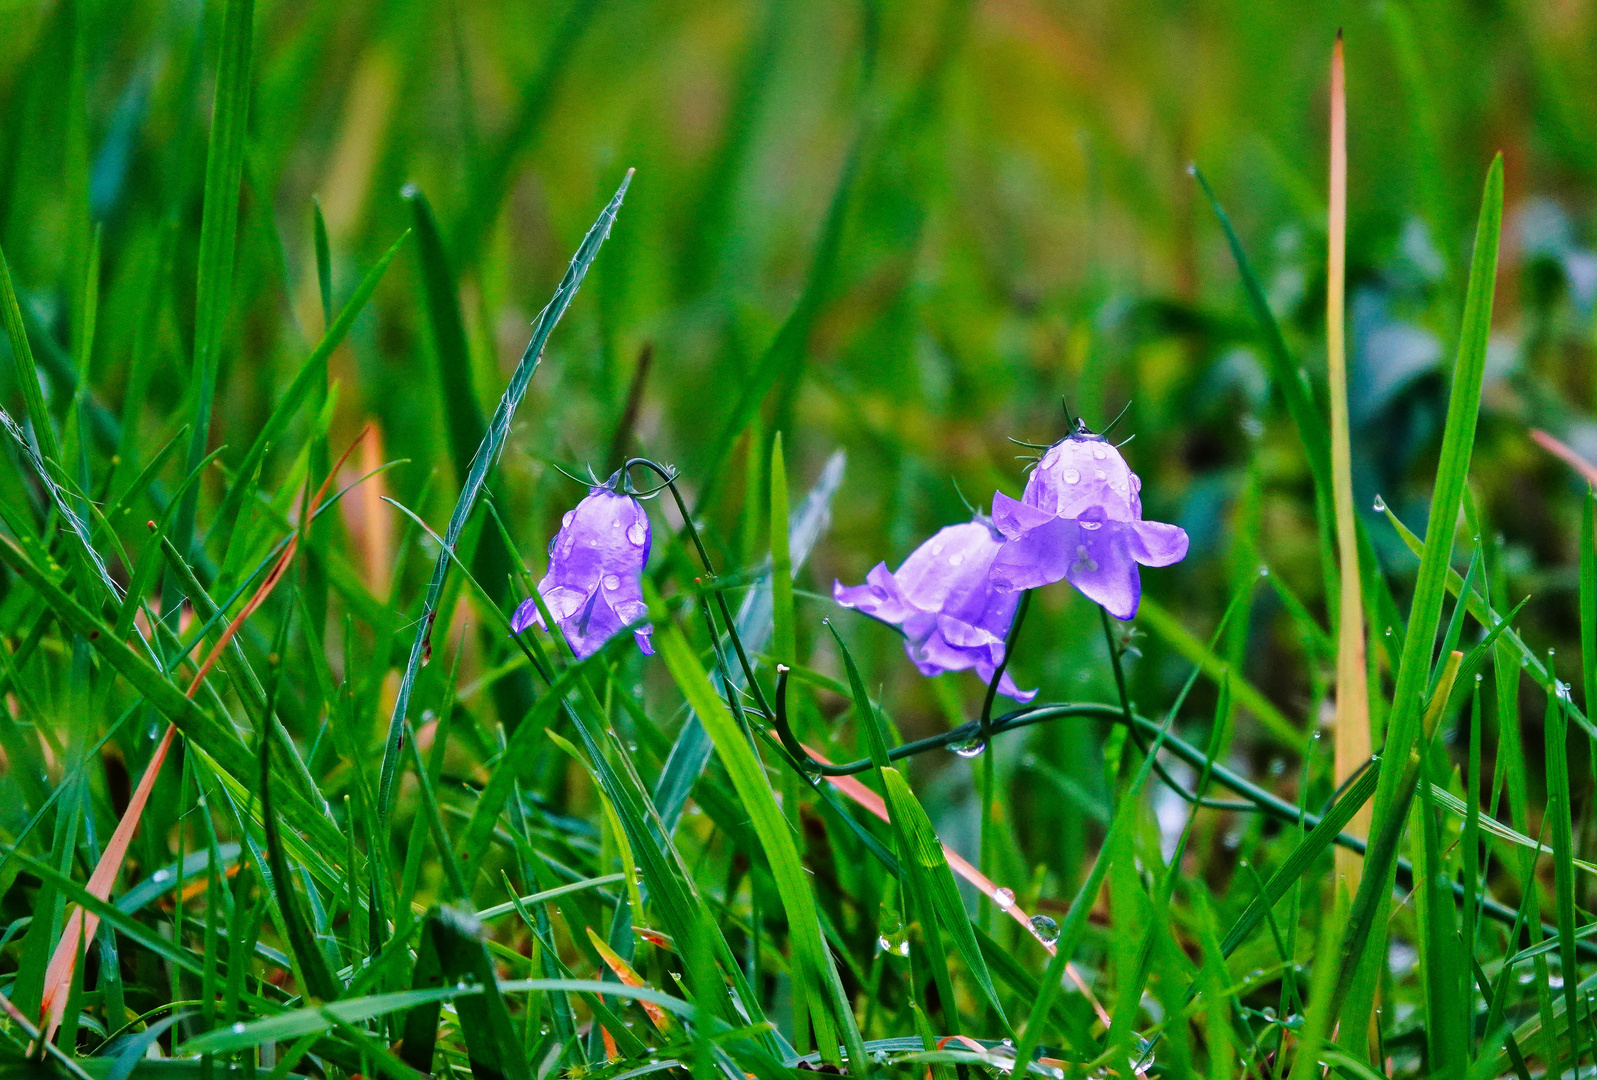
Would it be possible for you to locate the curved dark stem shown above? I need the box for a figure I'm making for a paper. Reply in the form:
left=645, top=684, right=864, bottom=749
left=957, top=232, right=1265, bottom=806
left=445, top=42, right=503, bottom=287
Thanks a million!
left=760, top=688, right=1595, bottom=960
left=979, top=590, right=1031, bottom=744
left=770, top=665, right=855, bottom=777
left=624, top=457, right=772, bottom=720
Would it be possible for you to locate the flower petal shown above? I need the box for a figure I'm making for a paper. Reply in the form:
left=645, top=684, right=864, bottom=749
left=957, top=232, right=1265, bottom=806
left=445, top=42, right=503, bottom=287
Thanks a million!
left=833, top=563, right=917, bottom=626
left=937, top=612, right=1003, bottom=649
left=510, top=597, right=543, bottom=634
left=1129, top=519, right=1189, bottom=567
left=990, top=490, right=1055, bottom=539
left=990, top=515, right=1077, bottom=592
left=974, top=657, right=1037, bottom=703
left=1026, top=437, right=1139, bottom=522
left=1062, top=520, right=1141, bottom=620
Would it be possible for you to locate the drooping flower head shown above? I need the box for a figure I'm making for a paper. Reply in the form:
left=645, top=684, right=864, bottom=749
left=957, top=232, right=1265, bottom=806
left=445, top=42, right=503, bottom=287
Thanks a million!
left=512, top=478, right=654, bottom=659
left=989, top=422, right=1187, bottom=620
left=834, top=511, right=1035, bottom=702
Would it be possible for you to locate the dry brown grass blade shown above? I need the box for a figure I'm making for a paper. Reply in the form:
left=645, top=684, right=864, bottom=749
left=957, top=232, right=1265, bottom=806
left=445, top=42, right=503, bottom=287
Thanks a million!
left=809, top=744, right=1113, bottom=1030
left=1326, top=30, right=1371, bottom=894
left=35, top=428, right=373, bottom=1046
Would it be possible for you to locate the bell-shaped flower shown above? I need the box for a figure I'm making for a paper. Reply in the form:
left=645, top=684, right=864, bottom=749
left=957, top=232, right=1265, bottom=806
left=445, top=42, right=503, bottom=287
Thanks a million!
left=512, top=485, right=654, bottom=659
left=989, top=426, right=1187, bottom=620
left=834, top=513, right=1035, bottom=701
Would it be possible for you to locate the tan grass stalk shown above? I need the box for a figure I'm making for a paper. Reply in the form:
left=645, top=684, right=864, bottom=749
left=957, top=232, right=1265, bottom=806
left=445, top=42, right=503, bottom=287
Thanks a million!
left=1328, top=31, right=1372, bottom=891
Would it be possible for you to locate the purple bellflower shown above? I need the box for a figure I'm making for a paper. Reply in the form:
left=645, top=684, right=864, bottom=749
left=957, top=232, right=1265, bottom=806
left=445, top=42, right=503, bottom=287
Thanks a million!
left=511, top=484, right=654, bottom=659
left=989, top=424, right=1187, bottom=620
left=834, top=513, right=1036, bottom=702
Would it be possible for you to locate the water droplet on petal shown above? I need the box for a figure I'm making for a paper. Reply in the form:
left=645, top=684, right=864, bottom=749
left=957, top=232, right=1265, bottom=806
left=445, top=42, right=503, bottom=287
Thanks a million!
left=949, top=552, right=964, bottom=566
left=1095, top=470, right=1107, bottom=480
left=1029, top=914, right=1059, bottom=944
left=1372, top=495, right=1387, bottom=513
left=603, top=574, right=620, bottom=590
left=993, top=887, right=1015, bottom=909
left=563, top=511, right=575, bottom=528
left=1062, top=469, right=1080, bottom=484
left=1093, top=447, right=1107, bottom=459
left=1081, top=520, right=1101, bottom=531
left=627, top=522, right=647, bottom=545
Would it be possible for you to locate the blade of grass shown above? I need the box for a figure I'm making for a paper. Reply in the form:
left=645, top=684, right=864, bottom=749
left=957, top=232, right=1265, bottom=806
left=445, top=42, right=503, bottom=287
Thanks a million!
left=173, top=0, right=254, bottom=562
left=1545, top=680, right=1583, bottom=1064
left=653, top=611, right=865, bottom=1074
left=1326, top=34, right=1371, bottom=895
left=652, top=449, right=844, bottom=832
left=1335, top=154, right=1502, bottom=1047
left=205, top=230, right=410, bottom=552
left=0, top=240, right=61, bottom=464
left=376, top=171, right=630, bottom=820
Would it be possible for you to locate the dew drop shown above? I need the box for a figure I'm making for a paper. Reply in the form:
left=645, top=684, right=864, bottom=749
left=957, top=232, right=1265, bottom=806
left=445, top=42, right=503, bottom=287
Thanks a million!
left=603, top=574, right=621, bottom=590
left=152, top=869, right=172, bottom=883
left=931, top=542, right=944, bottom=555
left=898, top=939, right=910, bottom=956
left=1081, top=520, right=1102, bottom=531
left=1384, top=626, right=1393, bottom=637
left=949, top=552, right=965, bottom=566
left=627, top=522, right=647, bottom=545
left=1029, top=914, right=1059, bottom=945
left=1372, top=495, right=1387, bottom=513
left=1095, top=470, right=1107, bottom=480
left=1062, top=469, right=1080, bottom=484
left=562, top=511, right=575, bottom=528
left=993, top=887, right=1016, bottom=910
left=949, top=738, right=986, bottom=758
left=232, top=1022, right=247, bottom=1035
left=1093, top=447, right=1107, bottom=459
left=1131, top=474, right=1141, bottom=491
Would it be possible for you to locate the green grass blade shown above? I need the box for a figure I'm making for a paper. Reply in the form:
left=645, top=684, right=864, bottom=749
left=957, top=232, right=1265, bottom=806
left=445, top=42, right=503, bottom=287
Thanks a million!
left=1335, top=154, right=1502, bottom=1042
left=406, top=185, right=486, bottom=487
left=174, top=0, right=254, bottom=559
left=376, top=172, right=630, bottom=820
left=0, top=240, right=60, bottom=464
left=653, top=615, right=866, bottom=1074
left=1217, top=761, right=1379, bottom=958
left=770, top=431, right=795, bottom=668
left=259, top=600, right=341, bottom=1004
left=311, top=197, right=332, bottom=330
left=652, top=450, right=844, bottom=832
left=1583, top=487, right=1596, bottom=732
left=204, top=228, right=410, bottom=551
left=1545, top=681, right=1582, bottom=1064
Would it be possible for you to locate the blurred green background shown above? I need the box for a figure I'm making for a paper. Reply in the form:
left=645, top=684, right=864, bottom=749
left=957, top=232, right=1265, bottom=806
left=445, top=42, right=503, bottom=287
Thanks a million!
left=4, top=0, right=1597, bottom=854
